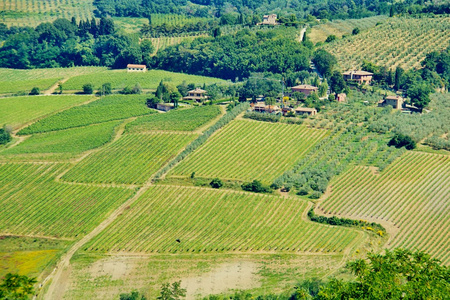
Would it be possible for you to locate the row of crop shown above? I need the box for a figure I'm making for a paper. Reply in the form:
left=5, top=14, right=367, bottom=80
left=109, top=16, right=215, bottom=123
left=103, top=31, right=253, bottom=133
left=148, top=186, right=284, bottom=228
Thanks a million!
left=153, top=102, right=250, bottom=179
left=84, top=186, right=360, bottom=253
left=170, top=119, right=328, bottom=183
left=0, top=162, right=134, bottom=239
left=62, top=132, right=196, bottom=185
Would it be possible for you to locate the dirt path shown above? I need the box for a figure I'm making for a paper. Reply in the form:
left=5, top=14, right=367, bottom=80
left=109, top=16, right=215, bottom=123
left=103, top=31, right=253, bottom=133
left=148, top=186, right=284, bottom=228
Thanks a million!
left=44, top=78, right=69, bottom=95
left=297, top=27, right=307, bottom=43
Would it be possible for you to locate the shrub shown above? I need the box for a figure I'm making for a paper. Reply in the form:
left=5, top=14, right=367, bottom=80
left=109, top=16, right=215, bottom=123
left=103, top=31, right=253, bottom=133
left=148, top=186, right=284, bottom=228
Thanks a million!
left=297, top=188, right=309, bottom=196
left=190, top=172, right=195, bottom=179
left=241, top=180, right=271, bottom=193
left=29, top=87, right=40, bottom=95
left=309, top=191, right=322, bottom=199
left=352, top=27, right=360, bottom=35
left=82, top=83, right=94, bottom=94
left=0, top=127, right=12, bottom=145
left=388, top=133, right=416, bottom=150
left=102, top=83, right=112, bottom=95
left=325, top=35, right=337, bottom=43
left=210, top=178, right=223, bottom=189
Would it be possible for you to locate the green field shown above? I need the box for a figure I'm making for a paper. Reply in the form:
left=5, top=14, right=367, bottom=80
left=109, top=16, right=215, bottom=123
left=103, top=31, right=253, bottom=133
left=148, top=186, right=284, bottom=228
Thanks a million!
left=0, top=163, right=134, bottom=239
left=63, top=69, right=229, bottom=91
left=169, top=120, right=329, bottom=183
left=0, top=67, right=107, bottom=94
left=0, top=95, right=94, bottom=129
left=84, top=185, right=361, bottom=253
left=62, top=133, right=197, bottom=184
left=126, top=105, right=222, bottom=132
left=18, top=95, right=154, bottom=134
left=322, top=16, right=450, bottom=70
left=318, top=151, right=450, bottom=264
left=1, top=121, right=120, bottom=155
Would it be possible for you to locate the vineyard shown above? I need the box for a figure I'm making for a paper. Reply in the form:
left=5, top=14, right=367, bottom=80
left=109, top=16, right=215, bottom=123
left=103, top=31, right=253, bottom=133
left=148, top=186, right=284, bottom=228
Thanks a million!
left=148, top=34, right=207, bottom=54
left=126, top=105, right=222, bottom=133
left=0, top=0, right=94, bottom=27
left=308, top=15, right=387, bottom=44
left=321, top=16, right=450, bottom=70
left=169, top=119, right=328, bottom=183
left=0, top=95, right=94, bottom=129
left=317, top=151, right=450, bottom=264
left=1, top=120, right=120, bottom=156
left=0, top=163, right=134, bottom=238
left=84, top=185, right=361, bottom=253
left=18, top=95, right=154, bottom=135
left=62, top=133, right=197, bottom=185
left=62, top=69, right=228, bottom=91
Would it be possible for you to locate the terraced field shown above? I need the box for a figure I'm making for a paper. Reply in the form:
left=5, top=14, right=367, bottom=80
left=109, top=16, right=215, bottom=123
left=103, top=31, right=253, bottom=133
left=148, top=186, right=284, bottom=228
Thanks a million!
left=84, top=185, right=361, bottom=253
left=0, top=163, right=134, bottom=239
left=0, top=95, right=95, bottom=129
left=169, top=120, right=328, bottom=183
left=149, top=35, right=207, bottom=54
left=62, top=133, right=197, bottom=185
left=317, top=151, right=450, bottom=264
left=322, top=16, right=450, bottom=70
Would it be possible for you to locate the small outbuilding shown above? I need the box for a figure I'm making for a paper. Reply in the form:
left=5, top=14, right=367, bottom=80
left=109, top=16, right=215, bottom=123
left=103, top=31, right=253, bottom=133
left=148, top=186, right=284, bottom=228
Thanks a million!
left=295, top=107, right=317, bottom=116
left=343, top=70, right=373, bottom=84
left=156, top=103, right=175, bottom=112
left=336, top=93, right=347, bottom=102
left=127, top=64, right=147, bottom=72
left=183, top=88, right=208, bottom=101
left=378, top=95, right=404, bottom=110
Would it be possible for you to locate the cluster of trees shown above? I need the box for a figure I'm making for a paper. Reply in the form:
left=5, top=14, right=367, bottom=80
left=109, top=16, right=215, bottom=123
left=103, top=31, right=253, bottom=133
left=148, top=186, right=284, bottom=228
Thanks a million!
left=146, top=81, right=181, bottom=108
left=0, top=126, right=12, bottom=145
left=0, top=17, right=154, bottom=69
left=308, top=209, right=385, bottom=233
left=151, top=28, right=311, bottom=80
left=388, top=133, right=417, bottom=150
left=0, top=273, right=36, bottom=299
left=241, top=180, right=272, bottom=193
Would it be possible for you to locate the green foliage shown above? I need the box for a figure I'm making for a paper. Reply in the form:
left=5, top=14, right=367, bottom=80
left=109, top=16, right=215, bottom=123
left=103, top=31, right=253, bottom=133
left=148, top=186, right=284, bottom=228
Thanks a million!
left=0, top=127, right=11, bottom=145
left=388, top=133, right=416, bottom=150
left=407, top=82, right=431, bottom=111
left=241, top=180, right=272, bottom=193
left=351, top=27, right=360, bottom=35
left=329, top=71, right=346, bottom=94
left=0, top=273, right=36, bottom=300
left=243, top=112, right=281, bottom=123
left=19, top=95, right=154, bottom=134
left=157, top=281, right=186, bottom=300
left=29, top=87, right=40, bottom=95
left=120, top=290, right=147, bottom=300
left=312, top=49, right=337, bottom=78
left=102, top=82, right=112, bottom=95
left=324, top=35, right=337, bottom=43
left=210, top=178, right=223, bottom=189
left=82, top=83, right=94, bottom=94
left=127, top=105, right=221, bottom=132
left=308, top=209, right=385, bottom=233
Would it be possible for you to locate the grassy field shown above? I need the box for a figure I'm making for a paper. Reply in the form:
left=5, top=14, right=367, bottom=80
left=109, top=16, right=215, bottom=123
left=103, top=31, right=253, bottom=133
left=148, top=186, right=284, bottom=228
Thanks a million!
left=18, top=95, right=154, bottom=134
left=0, top=163, right=135, bottom=239
left=309, top=15, right=387, bottom=44
left=84, top=185, right=361, bottom=253
left=318, top=151, right=450, bottom=264
left=169, top=120, right=328, bottom=183
left=0, top=0, right=94, bottom=27
left=0, top=67, right=107, bottom=94
left=126, top=105, right=222, bottom=132
left=62, top=133, right=197, bottom=184
left=63, top=69, right=229, bottom=91
left=0, top=95, right=94, bottom=129
left=322, top=16, right=450, bottom=70
left=1, top=120, right=120, bottom=155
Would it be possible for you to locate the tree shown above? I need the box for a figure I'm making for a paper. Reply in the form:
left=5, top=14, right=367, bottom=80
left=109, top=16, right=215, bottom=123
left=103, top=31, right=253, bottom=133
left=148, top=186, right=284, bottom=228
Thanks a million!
left=57, top=82, right=63, bottom=94
left=29, top=87, right=40, bottom=95
left=157, top=281, right=186, bottom=300
left=352, top=27, right=360, bottom=35
left=146, top=96, right=162, bottom=108
left=102, top=82, right=112, bottom=95
left=388, top=133, right=416, bottom=150
left=82, top=83, right=94, bottom=94
left=407, top=83, right=431, bottom=112
left=312, top=49, right=337, bottom=78
left=99, top=17, right=114, bottom=35
left=292, top=91, right=306, bottom=103
left=394, top=66, right=404, bottom=90
left=0, top=273, right=36, bottom=299
left=210, top=178, right=223, bottom=189
left=132, top=83, right=142, bottom=94
left=120, top=290, right=147, bottom=300
left=0, top=126, right=12, bottom=145
left=241, top=180, right=271, bottom=193
left=170, top=91, right=181, bottom=108
left=318, top=81, right=328, bottom=97
left=329, top=71, right=346, bottom=94
left=390, top=5, right=395, bottom=17
left=325, top=35, right=336, bottom=43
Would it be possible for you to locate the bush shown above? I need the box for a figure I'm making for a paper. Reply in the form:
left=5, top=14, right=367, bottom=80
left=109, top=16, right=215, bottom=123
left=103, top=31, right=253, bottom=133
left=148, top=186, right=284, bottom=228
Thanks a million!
left=388, top=133, right=416, bottom=150
left=102, top=83, right=112, bottom=95
left=297, top=188, right=309, bottom=196
left=309, top=191, right=322, bottom=199
left=241, top=180, right=271, bottom=193
left=325, top=35, right=337, bottom=43
left=352, top=27, right=360, bottom=35
left=29, top=87, right=40, bottom=95
left=210, top=178, right=223, bottom=189
left=0, top=127, right=12, bottom=145
left=82, top=83, right=94, bottom=94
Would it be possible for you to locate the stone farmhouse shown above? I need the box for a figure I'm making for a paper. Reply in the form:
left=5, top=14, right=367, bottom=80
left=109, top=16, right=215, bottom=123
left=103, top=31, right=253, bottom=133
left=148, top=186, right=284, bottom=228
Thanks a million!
left=253, top=102, right=280, bottom=113
left=127, top=64, right=147, bottom=72
left=183, top=88, right=208, bottom=101
left=295, top=107, right=317, bottom=116
left=343, top=70, right=373, bottom=84
left=259, top=14, right=278, bottom=25
left=378, top=95, right=404, bottom=110
left=290, top=85, right=318, bottom=97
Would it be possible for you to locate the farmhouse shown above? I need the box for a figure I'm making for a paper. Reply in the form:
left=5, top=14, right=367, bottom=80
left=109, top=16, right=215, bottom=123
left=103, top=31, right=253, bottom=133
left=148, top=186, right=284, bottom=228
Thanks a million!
left=127, top=64, right=147, bottom=72
left=259, top=14, right=278, bottom=25
left=290, top=85, right=318, bottom=96
left=378, top=95, right=404, bottom=110
left=156, top=103, right=175, bottom=112
left=253, top=102, right=280, bottom=113
left=336, top=93, right=347, bottom=102
left=295, top=107, right=317, bottom=116
left=343, top=70, right=373, bottom=84
left=183, top=88, right=208, bottom=101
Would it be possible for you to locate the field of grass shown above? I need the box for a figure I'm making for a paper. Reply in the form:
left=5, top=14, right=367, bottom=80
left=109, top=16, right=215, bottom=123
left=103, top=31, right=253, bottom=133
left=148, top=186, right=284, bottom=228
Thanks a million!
left=0, top=0, right=94, bottom=27
left=62, top=69, right=228, bottom=91
left=0, top=67, right=107, bottom=94
left=309, top=15, right=387, bottom=44
left=317, top=151, right=450, bottom=264
left=62, top=133, right=197, bottom=184
left=126, top=105, right=222, bottom=132
left=0, top=95, right=94, bottom=129
left=0, top=163, right=135, bottom=239
left=84, top=185, right=360, bottom=253
left=18, top=95, right=154, bottom=134
left=322, top=16, right=450, bottom=70
left=169, top=120, right=328, bottom=183
left=1, top=120, right=120, bottom=155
